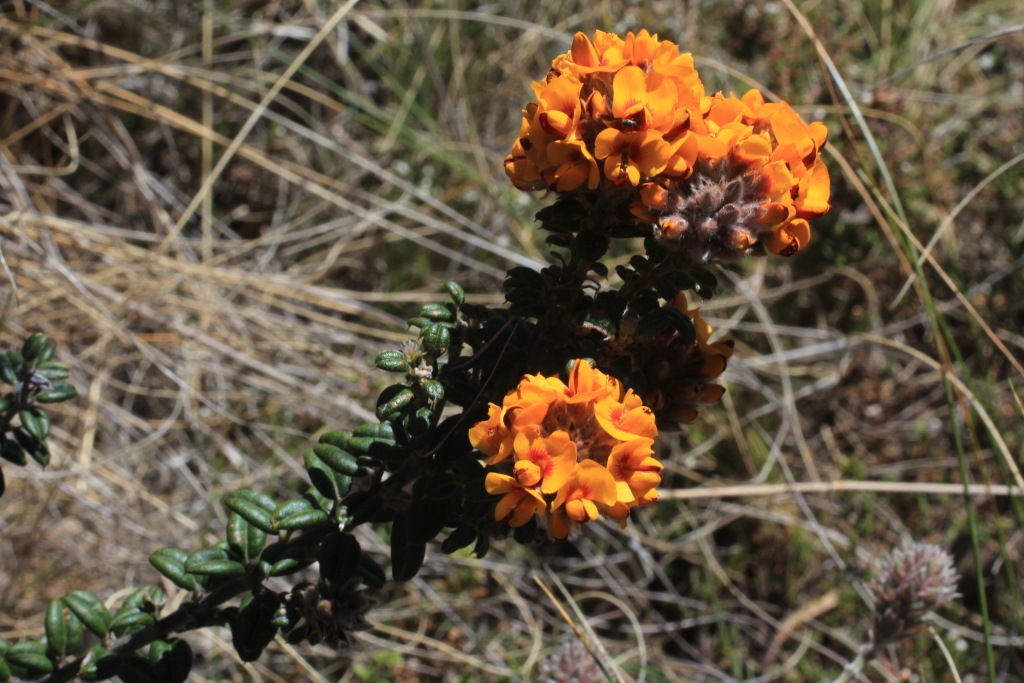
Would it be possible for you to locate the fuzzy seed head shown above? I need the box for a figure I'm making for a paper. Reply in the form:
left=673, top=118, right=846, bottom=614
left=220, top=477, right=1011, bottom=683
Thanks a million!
left=867, top=542, right=959, bottom=649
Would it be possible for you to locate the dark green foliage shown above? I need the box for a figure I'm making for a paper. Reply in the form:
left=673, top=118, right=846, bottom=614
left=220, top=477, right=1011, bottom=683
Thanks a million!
left=6, top=640, right=53, bottom=675
left=227, top=512, right=268, bottom=561
left=230, top=592, right=280, bottom=662
left=149, top=639, right=192, bottom=683
left=63, top=591, right=111, bottom=639
left=0, top=334, right=76, bottom=499
left=77, top=645, right=120, bottom=681
left=45, top=599, right=84, bottom=658
left=389, top=513, right=427, bottom=581
left=318, top=533, right=361, bottom=588
left=224, top=493, right=276, bottom=534
left=149, top=548, right=197, bottom=590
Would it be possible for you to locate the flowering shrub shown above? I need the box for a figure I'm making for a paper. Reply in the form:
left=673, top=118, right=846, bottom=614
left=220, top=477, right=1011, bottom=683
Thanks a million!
left=4, top=26, right=957, bottom=683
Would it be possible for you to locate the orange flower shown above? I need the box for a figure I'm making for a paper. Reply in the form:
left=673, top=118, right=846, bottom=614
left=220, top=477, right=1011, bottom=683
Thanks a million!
left=536, top=76, right=583, bottom=139
left=565, top=359, right=620, bottom=404
left=594, top=129, right=670, bottom=185
left=486, top=473, right=547, bottom=527
left=549, top=460, right=618, bottom=538
left=545, top=139, right=600, bottom=191
left=610, top=65, right=677, bottom=132
left=595, top=390, right=658, bottom=440
left=607, top=438, right=663, bottom=502
left=512, top=429, right=578, bottom=494
left=468, top=404, right=513, bottom=463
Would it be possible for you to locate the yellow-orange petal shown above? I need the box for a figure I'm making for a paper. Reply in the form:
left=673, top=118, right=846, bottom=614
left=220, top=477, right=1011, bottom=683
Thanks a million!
left=760, top=160, right=796, bottom=200
left=756, top=202, right=795, bottom=226
left=763, top=218, right=811, bottom=256
left=570, top=32, right=600, bottom=67
left=566, top=359, right=618, bottom=404
left=595, top=395, right=658, bottom=440
left=485, top=472, right=516, bottom=495
left=808, top=121, right=829, bottom=149
left=576, top=459, right=617, bottom=507
left=696, top=134, right=731, bottom=159
left=794, top=159, right=831, bottom=219
left=548, top=512, right=572, bottom=539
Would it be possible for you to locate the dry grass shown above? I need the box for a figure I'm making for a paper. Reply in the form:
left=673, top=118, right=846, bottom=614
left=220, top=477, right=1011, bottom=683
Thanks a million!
left=1, top=1, right=1023, bottom=681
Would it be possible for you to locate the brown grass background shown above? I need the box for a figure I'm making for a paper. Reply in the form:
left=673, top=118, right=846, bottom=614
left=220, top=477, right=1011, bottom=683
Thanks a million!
left=1, top=0, right=1023, bottom=681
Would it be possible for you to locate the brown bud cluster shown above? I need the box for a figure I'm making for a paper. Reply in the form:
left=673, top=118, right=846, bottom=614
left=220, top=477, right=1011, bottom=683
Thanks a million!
left=297, top=583, right=371, bottom=649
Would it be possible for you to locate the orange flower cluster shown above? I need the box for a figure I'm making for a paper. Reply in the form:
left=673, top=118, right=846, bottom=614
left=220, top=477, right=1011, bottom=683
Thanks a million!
left=469, top=360, right=662, bottom=539
left=504, top=29, right=831, bottom=258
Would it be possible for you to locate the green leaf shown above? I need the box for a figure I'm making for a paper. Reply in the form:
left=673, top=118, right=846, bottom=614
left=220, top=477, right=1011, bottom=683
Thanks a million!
left=390, top=514, right=426, bottom=582
left=313, top=443, right=359, bottom=476
left=272, top=497, right=314, bottom=524
left=420, top=380, right=444, bottom=406
left=418, top=303, right=454, bottom=322
left=38, top=338, right=57, bottom=364
left=18, top=410, right=43, bottom=441
left=34, top=381, right=77, bottom=403
left=268, top=557, right=315, bottom=577
left=374, top=349, right=410, bottom=373
left=304, top=450, right=340, bottom=500
left=21, top=333, right=48, bottom=362
left=45, top=598, right=83, bottom=658
left=0, top=355, right=15, bottom=385
left=375, top=385, right=415, bottom=422
left=36, top=362, right=69, bottom=380
left=318, top=533, right=360, bottom=588
left=275, top=509, right=329, bottom=530
left=14, top=427, right=49, bottom=467
left=635, top=307, right=674, bottom=339
left=662, top=305, right=697, bottom=344
left=473, top=533, right=490, bottom=559
left=223, top=495, right=276, bottom=534
left=317, top=430, right=350, bottom=449
left=231, top=592, right=279, bottom=662
left=420, top=322, right=451, bottom=357
left=108, top=610, right=155, bottom=636
left=227, top=512, right=267, bottom=561
left=149, top=548, right=196, bottom=591
left=440, top=526, right=477, bottom=554
left=29, top=408, right=50, bottom=439
left=185, top=559, right=246, bottom=577
left=1, top=439, right=25, bottom=466
left=117, top=586, right=165, bottom=614
left=5, top=644, right=53, bottom=674
left=184, top=546, right=232, bottom=568
left=63, top=590, right=110, bottom=638
left=442, top=281, right=465, bottom=306
left=77, top=644, right=120, bottom=682
left=150, top=639, right=192, bottom=683
left=228, top=488, right=277, bottom=513
left=0, top=658, right=10, bottom=682
left=690, top=265, right=718, bottom=293
left=114, top=656, right=158, bottom=683
left=351, top=423, right=394, bottom=440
